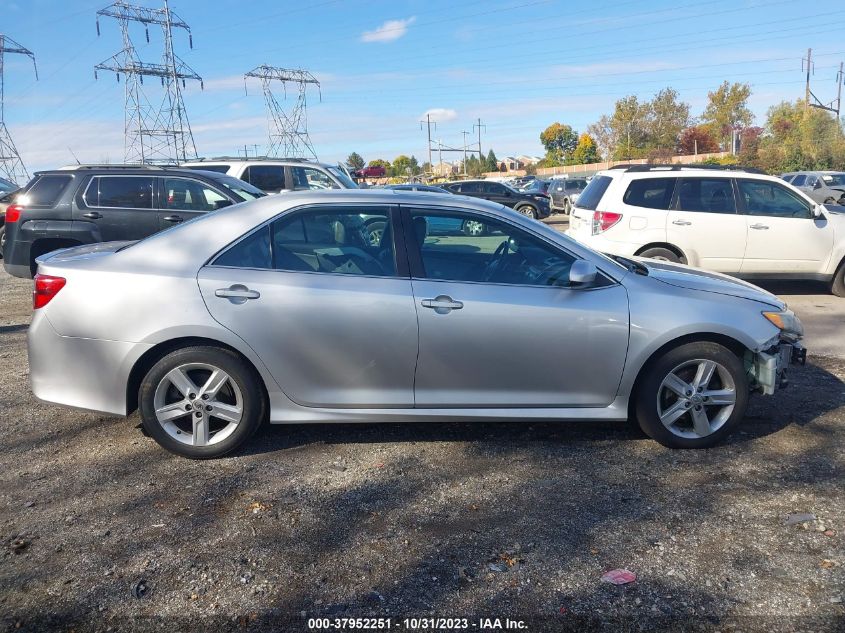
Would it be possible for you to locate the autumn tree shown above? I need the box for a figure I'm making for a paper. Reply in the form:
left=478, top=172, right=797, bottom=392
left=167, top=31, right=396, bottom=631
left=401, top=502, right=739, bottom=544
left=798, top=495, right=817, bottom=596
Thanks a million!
left=346, top=152, right=365, bottom=171
left=701, top=81, right=754, bottom=149
left=540, top=123, right=578, bottom=163
left=646, top=88, right=691, bottom=151
left=678, top=126, right=720, bottom=155
left=572, top=133, right=600, bottom=164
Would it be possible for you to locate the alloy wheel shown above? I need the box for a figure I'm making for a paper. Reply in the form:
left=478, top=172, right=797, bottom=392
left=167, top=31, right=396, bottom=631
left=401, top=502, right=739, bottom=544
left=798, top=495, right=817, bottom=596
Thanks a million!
left=656, top=358, right=736, bottom=439
left=518, top=206, right=536, bottom=219
left=153, top=363, right=244, bottom=447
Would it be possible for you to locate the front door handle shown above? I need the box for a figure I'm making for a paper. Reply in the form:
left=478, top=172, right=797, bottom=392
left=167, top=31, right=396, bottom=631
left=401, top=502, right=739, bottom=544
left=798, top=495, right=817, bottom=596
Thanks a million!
left=671, top=219, right=692, bottom=226
left=163, top=215, right=183, bottom=223
left=82, top=212, right=103, bottom=219
left=750, top=223, right=769, bottom=230
left=215, top=285, right=260, bottom=304
left=421, top=295, right=463, bottom=313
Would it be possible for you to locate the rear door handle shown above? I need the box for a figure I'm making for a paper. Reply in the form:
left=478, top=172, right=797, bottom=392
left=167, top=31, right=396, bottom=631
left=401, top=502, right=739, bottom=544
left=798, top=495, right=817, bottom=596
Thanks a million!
left=671, top=219, right=692, bottom=226
left=750, top=223, right=769, bottom=230
left=163, top=215, right=183, bottom=223
left=215, top=285, right=260, bottom=304
left=421, top=295, right=463, bottom=313
left=82, top=212, right=103, bottom=219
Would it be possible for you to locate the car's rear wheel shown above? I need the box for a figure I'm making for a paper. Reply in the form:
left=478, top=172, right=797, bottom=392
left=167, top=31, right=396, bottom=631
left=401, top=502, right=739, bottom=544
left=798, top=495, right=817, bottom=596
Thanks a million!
left=824, top=197, right=837, bottom=204
left=0, top=224, right=5, bottom=258
left=635, top=342, right=748, bottom=449
left=517, top=205, right=537, bottom=219
left=563, top=199, right=572, bottom=215
left=638, top=247, right=682, bottom=263
left=138, top=346, right=266, bottom=459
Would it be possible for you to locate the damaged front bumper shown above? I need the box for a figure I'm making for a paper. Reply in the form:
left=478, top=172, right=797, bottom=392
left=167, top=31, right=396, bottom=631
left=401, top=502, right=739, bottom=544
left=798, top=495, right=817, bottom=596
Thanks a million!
left=746, top=339, right=807, bottom=396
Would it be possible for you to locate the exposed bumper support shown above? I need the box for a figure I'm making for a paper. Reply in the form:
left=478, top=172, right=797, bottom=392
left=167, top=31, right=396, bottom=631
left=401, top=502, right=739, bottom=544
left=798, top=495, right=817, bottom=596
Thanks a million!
left=746, top=341, right=806, bottom=396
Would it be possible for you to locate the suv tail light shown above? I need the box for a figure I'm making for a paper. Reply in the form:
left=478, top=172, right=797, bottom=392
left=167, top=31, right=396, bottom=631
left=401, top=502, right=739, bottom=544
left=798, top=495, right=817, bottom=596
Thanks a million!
left=5, top=204, right=22, bottom=223
left=592, top=211, right=622, bottom=235
left=33, top=274, right=66, bottom=309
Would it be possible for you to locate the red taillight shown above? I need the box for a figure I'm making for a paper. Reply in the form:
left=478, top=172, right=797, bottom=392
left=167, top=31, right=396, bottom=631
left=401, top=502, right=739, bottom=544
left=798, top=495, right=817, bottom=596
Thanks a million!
left=33, top=274, right=66, bottom=309
left=592, top=211, right=622, bottom=235
left=5, top=204, right=22, bottom=223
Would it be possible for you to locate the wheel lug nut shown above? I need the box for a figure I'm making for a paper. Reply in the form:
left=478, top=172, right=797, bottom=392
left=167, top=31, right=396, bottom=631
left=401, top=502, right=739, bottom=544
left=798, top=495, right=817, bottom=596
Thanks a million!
left=684, top=401, right=691, bottom=408
left=201, top=394, right=209, bottom=400
left=189, top=393, right=196, bottom=400
left=686, top=390, right=692, bottom=396
left=205, top=405, right=212, bottom=412
left=194, top=412, right=202, bottom=418
left=184, top=404, right=192, bottom=411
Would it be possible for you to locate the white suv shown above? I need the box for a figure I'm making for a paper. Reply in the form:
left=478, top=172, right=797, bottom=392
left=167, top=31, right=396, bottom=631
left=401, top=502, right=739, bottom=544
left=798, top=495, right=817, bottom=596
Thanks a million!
left=180, top=158, right=357, bottom=194
left=566, top=165, right=845, bottom=296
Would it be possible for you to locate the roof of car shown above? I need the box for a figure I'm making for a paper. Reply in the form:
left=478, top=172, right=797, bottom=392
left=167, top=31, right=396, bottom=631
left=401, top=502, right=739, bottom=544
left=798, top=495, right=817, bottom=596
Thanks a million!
left=180, top=158, right=338, bottom=169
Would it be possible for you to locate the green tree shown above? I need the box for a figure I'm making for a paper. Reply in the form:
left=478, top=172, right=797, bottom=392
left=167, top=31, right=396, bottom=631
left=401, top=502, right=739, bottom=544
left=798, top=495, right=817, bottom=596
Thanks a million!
left=609, top=95, right=651, bottom=160
left=540, top=123, right=578, bottom=163
left=346, top=152, right=365, bottom=171
left=391, top=155, right=420, bottom=177
left=586, top=115, right=618, bottom=162
left=485, top=149, right=498, bottom=172
left=368, top=159, right=390, bottom=169
left=646, top=87, right=691, bottom=151
left=701, top=81, right=754, bottom=149
left=571, top=133, right=600, bottom=165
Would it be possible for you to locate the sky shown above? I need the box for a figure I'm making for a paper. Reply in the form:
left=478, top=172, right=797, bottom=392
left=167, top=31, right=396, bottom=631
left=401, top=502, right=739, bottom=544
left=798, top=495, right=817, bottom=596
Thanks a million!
left=2, top=0, right=845, bottom=174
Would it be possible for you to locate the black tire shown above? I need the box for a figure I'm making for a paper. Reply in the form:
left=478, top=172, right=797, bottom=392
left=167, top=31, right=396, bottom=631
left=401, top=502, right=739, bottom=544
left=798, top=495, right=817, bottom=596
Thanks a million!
left=638, top=247, right=682, bottom=263
left=563, top=199, right=572, bottom=215
left=365, top=220, right=387, bottom=247
left=516, top=204, right=537, bottom=219
left=635, top=341, right=748, bottom=449
left=138, top=346, right=266, bottom=459
left=0, top=224, right=5, bottom=259
left=831, top=259, right=845, bottom=297
left=823, top=197, right=836, bottom=205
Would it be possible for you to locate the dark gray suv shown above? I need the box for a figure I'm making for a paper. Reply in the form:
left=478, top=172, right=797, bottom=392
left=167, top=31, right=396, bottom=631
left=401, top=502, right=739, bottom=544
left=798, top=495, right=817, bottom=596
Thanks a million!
left=549, top=177, right=588, bottom=215
left=443, top=180, right=551, bottom=219
left=3, top=165, right=265, bottom=278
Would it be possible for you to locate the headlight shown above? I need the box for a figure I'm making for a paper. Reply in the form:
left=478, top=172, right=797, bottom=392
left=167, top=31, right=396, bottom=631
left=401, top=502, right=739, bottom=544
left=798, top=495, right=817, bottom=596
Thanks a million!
left=762, top=310, right=804, bottom=336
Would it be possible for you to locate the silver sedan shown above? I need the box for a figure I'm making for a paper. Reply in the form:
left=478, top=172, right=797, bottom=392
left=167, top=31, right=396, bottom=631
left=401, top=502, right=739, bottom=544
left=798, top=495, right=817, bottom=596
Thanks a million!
left=27, top=190, right=805, bottom=458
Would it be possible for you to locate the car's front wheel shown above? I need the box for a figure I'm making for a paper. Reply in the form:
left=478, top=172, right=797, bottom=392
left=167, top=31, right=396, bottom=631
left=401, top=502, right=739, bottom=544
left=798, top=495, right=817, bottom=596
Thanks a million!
left=635, top=341, right=748, bottom=449
left=831, top=259, right=845, bottom=297
left=638, top=247, right=682, bottom=263
left=138, top=346, right=266, bottom=459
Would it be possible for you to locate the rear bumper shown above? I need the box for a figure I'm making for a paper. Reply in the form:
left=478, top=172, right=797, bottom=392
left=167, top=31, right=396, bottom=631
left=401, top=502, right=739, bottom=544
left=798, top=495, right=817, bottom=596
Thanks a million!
left=27, top=311, right=151, bottom=416
left=564, top=230, right=642, bottom=257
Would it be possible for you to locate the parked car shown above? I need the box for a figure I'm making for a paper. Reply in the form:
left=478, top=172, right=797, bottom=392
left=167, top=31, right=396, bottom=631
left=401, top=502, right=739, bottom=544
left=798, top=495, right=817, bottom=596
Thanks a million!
left=518, top=179, right=551, bottom=196
left=180, top=158, right=358, bottom=193
left=443, top=179, right=551, bottom=220
left=566, top=164, right=845, bottom=296
left=3, top=165, right=266, bottom=278
left=354, top=165, right=387, bottom=179
left=548, top=177, right=589, bottom=214
left=511, top=175, right=536, bottom=189
left=781, top=171, right=845, bottom=205
left=0, top=180, right=21, bottom=257
left=28, top=189, right=804, bottom=458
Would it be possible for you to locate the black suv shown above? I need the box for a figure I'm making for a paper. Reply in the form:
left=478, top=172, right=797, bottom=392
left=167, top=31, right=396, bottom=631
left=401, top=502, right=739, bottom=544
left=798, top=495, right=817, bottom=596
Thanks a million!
left=2, top=165, right=265, bottom=278
left=442, top=180, right=551, bottom=219
left=548, top=177, right=588, bottom=215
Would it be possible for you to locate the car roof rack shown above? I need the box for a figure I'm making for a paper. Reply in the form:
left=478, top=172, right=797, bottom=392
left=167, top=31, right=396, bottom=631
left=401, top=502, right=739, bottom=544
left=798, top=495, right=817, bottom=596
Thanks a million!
left=185, top=156, right=314, bottom=163
left=56, top=164, right=172, bottom=171
left=609, top=163, right=765, bottom=174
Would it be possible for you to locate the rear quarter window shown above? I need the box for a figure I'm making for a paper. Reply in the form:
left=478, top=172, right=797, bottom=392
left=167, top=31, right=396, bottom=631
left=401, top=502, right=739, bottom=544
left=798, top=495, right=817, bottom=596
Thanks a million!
left=21, top=174, right=73, bottom=207
left=574, top=175, right=612, bottom=210
left=622, top=178, right=676, bottom=210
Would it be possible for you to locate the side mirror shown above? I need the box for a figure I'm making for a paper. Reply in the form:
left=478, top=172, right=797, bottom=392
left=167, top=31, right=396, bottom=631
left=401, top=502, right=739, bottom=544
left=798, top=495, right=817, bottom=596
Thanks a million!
left=569, top=260, right=597, bottom=286
left=214, top=200, right=233, bottom=210
left=813, top=204, right=824, bottom=218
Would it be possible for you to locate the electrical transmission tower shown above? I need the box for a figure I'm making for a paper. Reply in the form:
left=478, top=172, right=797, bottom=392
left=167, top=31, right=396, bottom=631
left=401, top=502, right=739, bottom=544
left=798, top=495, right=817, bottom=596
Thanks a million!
left=245, top=65, right=320, bottom=159
left=0, top=35, right=37, bottom=184
left=95, top=1, right=202, bottom=164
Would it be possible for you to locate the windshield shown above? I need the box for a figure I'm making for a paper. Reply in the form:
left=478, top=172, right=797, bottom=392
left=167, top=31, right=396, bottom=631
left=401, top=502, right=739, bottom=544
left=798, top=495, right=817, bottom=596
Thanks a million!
left=328, top=166, right=359, bottom=189
left=211, top=175, right=267, bottom=201
left=821, top=174, right=845, bottom=187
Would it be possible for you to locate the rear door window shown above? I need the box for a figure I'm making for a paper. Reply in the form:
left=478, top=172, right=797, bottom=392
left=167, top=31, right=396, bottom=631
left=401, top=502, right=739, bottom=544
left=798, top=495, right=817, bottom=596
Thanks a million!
left=22, top=174, right=72, bottom=207
left=790, top=174, right=807, bottom=186
left=676, top=178, right=736, bottom=214
left=622, top=178, right=676, bottom=210
left=242, top=165, right=286, bottom=192
left=574, top=175, right=612, bottom=210
left=85, top=176, right=154, bottom=209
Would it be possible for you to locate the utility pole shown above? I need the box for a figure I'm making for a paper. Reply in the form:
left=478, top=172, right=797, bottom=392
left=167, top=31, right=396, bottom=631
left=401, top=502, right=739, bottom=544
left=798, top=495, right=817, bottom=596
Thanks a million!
left=0, top=34, right=37, bottom=184
left=802, top=48, right=841, bottom=117
left=804, top=48, right=812, bottom=108
left=95, top=1, right=202, bottom=164
left=473, top=117, right=486, bottom=160
left=244, top=65, right=321, bottom=159
left=461, top=130, right=470, bottom=175
left=419, top=113, right=435, bottom=174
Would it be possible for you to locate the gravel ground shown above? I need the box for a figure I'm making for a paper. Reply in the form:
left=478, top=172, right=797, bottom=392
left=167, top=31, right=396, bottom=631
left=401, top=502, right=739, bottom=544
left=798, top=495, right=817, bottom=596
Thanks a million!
left=1, top=269, right=844, bottom=633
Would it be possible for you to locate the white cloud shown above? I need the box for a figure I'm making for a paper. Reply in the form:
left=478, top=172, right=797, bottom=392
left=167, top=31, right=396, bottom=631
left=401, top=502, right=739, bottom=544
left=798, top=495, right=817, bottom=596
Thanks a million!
left=361, top=17, right=416, bottom=43
left=421, top=108, right=458, bottom=123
